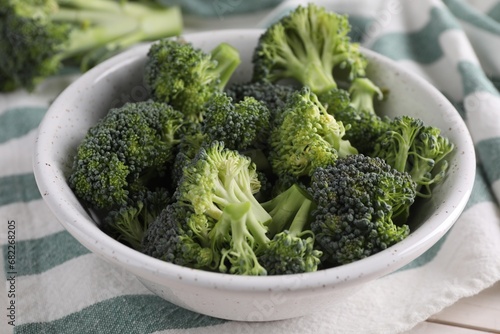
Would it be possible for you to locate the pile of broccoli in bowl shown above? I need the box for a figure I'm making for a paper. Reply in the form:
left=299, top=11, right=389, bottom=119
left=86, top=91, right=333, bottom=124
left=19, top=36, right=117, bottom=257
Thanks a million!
left=66, top=4, right=456, bottom=277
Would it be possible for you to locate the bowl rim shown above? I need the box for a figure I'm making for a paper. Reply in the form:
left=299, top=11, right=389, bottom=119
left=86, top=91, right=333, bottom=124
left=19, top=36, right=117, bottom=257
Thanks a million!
left=33, top=28, right=476, bottom=292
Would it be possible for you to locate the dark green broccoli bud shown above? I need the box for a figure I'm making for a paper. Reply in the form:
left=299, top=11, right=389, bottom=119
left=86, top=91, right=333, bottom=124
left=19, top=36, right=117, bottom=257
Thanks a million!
left=269, top=86, right=357, bottom=178
left=309, top=154, right=416, bottom=266
left=252, top=3, right=367, bottom=94
left=144, top=39, right=241, bottom=122
left=225, top=81, right=297, bottom=121
left=372, top=115, right=454, bottom=197
left=142, top=202, right=214, bottom=269
left=0, top=0, right=182, bottom=91
left=319, top=82, right=390, bottom=155
left=258, top=184, right=322, bottom=275
left=202, top=92, right=270, bottom=151
left=104, top=188, right=171, bottom=251
left=68, top=100, right=184, bottom=209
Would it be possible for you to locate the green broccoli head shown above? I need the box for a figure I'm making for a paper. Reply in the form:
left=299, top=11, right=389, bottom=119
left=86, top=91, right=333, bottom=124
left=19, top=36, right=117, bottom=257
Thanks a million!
left=202, top=92, right=271, bottom=151
left=252, top=3, right=367, bottom=94
left=225, top=81, right=297, bottom=121
left=144, top=39, right=241, bottom=122
left=269, top=86, right=357, bottom=178
left=68, top=100, right=184, bottom=209
left=309, top=154, right=416, bottom=266
left=142, top=202, right=214, bottom=269
left=372, top=115, right=454, bottom=197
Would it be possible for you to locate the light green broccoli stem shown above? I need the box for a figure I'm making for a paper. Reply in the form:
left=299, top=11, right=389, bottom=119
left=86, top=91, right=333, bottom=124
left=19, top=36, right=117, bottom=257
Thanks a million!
left=287, top=196, right=315, bottom=238
left=217, top=202, right=269, bottom=275
left=50, top=3, right=183, bottom=60
left=210, top=43, right=241, bottom=90
left=349, top=77, right=384, bottom=115
left=262, top=184, right=314, bottom=238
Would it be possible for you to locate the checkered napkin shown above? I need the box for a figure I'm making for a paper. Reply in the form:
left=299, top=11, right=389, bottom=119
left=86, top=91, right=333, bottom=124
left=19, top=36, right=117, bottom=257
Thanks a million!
left=1, top=1, right=500, bottom=333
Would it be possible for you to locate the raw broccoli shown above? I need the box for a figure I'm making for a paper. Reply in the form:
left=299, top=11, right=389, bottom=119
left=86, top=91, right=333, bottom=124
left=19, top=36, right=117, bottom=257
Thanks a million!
left=144, top=39, right=241, bottom=122
left=142, top=201, right=214, bottom=269
left=68, top=100, right=184, bottom=210
left=104, top=188, right=171, bottom=251
left=225, top=81, right=297, bottom=121
left=0, top=0, right=182, bottom=91
left=252, top=3, right=367, bottom=94
left=258, top=184, right=322, bottom=275
left=202, top=92, right=270, bottom=151
left=175, top=141, right=272, bottom=274
left=372, top=115, right=454, bottom=197
left=309, top=154, right=416, bottom=267
left=268, top=86, right=357, bottom=178
left=319, top=79, right=390, bottom=155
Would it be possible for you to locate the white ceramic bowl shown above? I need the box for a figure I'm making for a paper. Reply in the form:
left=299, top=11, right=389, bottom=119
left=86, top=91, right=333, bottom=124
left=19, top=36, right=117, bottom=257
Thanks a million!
left=33, top=29, right=476, bottom=321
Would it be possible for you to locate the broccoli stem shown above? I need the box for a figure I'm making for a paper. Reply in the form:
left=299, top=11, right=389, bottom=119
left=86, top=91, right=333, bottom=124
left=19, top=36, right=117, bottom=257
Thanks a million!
left=52, top=4, right=182, bottom=61
left=349, top=78, right=384, bottom=114
left=210, top=43, right=241, bottom=90
left=287, top=197, right=314, bottom=237
left=262, top=184, right=315, bottom=238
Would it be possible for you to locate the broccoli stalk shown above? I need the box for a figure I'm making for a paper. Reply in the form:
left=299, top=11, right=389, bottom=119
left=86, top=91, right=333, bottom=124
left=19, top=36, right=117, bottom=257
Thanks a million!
left=0, top=0, right=183, bottom=91
left=348, top=77, right=384, bottom=114
left=252, top=3, right=367, bottom=94
left=259, top=184, right=322, bottom=275
left=212, top=202, right=269, bottom=275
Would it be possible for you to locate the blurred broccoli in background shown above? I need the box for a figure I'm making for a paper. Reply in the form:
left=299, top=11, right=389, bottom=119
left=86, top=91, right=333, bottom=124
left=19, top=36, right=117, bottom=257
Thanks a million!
left=0, top=0, right=183, bottom=92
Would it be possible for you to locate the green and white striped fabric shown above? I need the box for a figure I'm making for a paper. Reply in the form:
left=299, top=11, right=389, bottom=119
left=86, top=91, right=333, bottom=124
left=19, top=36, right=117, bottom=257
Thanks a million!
left=2, top=0, right=500, bottom=333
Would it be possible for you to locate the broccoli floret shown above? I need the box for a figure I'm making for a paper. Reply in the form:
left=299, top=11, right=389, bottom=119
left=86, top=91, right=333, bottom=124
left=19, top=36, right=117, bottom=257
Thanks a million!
left=202, top=92, right=270, bottom=151
left=68, top=100, right=184, bottom=209
left=268, top=86, right=357, bottom=178
left=258, top=184, right=322, bottom=275
left=144, top=39, right=241, bottom=122
left=319, top=80, right=390, bottom=155
left=104, top=188, right=171, bottom=251
left=174, top=141, right=273, bottom=274
left=252, top=3, right=367, bottom=94
left=225, top=81, right=297, bottom=121
left=372, top=115, right=454, bottom=197
left=309, top=154, right=416, bottom=266
left=0, top=0, right=182, bottom=91
left=142, top=202, right=214, bottom=269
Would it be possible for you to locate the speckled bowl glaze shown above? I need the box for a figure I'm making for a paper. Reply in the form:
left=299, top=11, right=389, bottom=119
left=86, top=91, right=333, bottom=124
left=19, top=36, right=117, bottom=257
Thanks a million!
left=33, top=29, right=475, bottom=321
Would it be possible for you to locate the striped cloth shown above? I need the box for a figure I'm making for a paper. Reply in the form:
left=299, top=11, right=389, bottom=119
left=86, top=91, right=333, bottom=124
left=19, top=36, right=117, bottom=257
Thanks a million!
left=2, top=0, right=500, bottom=333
